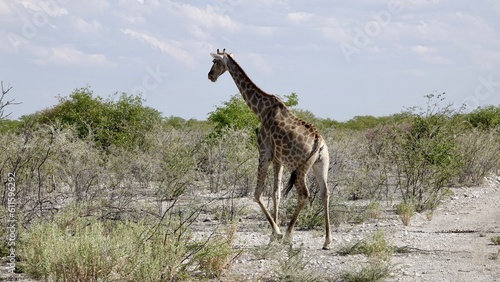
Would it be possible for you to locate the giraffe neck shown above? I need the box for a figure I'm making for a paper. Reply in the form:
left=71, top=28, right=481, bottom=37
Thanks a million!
left=225, top=55, right=278, bottom=122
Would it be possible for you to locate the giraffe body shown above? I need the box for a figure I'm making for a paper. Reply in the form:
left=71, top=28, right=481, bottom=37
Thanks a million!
left=208, top=49, right=332, bottom=250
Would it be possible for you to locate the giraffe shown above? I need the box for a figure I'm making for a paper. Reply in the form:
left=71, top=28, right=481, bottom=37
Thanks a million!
left=208, top=49, right=332, bottom=250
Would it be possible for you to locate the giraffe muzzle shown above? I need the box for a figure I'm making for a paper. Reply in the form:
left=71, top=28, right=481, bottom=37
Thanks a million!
left=208, top=72, right=218, bottom=82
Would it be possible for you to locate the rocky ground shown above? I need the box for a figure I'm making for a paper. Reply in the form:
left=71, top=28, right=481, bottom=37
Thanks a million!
left=2, top=177, right=499, bottom=281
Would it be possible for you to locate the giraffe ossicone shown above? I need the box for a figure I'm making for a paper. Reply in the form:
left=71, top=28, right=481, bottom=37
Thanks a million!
left=207, top=49, right=333, bottom=250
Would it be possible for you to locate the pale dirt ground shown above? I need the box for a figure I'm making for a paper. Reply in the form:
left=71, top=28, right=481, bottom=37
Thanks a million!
left=219, top=177, right=500, bottom=281
left=2, top=177, right=499, bottom=281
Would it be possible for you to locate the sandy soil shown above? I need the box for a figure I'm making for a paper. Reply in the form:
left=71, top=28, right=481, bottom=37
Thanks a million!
left=2, top=177, right=499, bottom=281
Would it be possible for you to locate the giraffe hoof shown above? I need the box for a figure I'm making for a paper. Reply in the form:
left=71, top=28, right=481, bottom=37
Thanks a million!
left=322, top=240, right=332, bottom=250
left=270, top=233, right=284, bottom=242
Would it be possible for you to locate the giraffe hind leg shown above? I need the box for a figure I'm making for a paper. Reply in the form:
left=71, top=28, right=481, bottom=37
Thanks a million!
left=313, top=146, right=332, bottom=250
left=272, top=163, right=283, bottom=225
left=284, top=172, right=310, bottom=243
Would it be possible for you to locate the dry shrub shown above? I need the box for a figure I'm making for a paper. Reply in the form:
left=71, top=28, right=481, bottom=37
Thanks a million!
left=20, top=204, right=241, bottom=281
left=197, top=128, right=258, bottom=196
left=191, top=223, right=241, bottom=278
left=395, top=202, right=415, bottom=226
left=455, top=128, right=500, bottom=186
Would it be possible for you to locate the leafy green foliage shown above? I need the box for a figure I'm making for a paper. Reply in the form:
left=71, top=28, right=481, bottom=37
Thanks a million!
left=208, top=94, right=260, bottom=133
left=0, top=119, right=23, bottom=133
left=32, top=87, right=162, bottom=149
left=208, top=92, right=300, bottom=134
left=363, top=93, right=463, bottom=211
left=464, top=105, right=500, bottom=129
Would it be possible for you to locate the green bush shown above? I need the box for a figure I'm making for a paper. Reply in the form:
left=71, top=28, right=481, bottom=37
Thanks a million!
left=465, top=105, right=500, bottom=130
left=32, top=87, right=162, bottom=150
left=364, top=94, right=462, bottom=211
left=208, top=93, right=299, bottom=135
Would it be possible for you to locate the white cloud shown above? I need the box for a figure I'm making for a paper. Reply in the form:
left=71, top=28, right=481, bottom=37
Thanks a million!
left=286, top=12, right=315, bottom=24
left=121, top=29, right=195, bottom=67
left=411, top=45, right=433, bottom=55
left=71, top=17, right=102, bottom=33
left=16, top=0, right=69, bottom=17
left=86, top=0, right=110, bottom=13
left=285, top=11, right=350, bottom=43
left=387, top=8, right=500, bottom=69
left=0, top=1, right=13, bottom=15
left=1, top=1, right=499, bottom=121
left=33, top=45, right=112, bottom=67
left=168, top=2, right=240, bottom=31
left=406, top=0, right=443, bottom=9
left=242, top=52, right=273, bottom=74
left=410, top=44, right=452, bottom=65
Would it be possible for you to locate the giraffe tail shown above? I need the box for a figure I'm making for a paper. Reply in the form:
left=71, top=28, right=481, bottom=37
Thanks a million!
left=283, top=170, right=297, bottom=198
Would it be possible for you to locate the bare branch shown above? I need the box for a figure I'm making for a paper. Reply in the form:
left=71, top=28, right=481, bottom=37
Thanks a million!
left=1, top=81, right=22, bottom=120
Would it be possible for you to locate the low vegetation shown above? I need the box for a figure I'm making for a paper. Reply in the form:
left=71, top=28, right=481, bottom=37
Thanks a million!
left=338, top=231, right=395, bottom=281
left=395, top=202, right=416, bottom=226
left=491, top=236, right=500, bottom=246
left=1, top=84, right=499, bottom=280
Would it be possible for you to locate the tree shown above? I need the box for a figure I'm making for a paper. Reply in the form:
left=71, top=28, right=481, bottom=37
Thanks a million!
left=0, top=81, right=21, bottom=121
left=32, top=87, right=162, bottom=150
left=208, top=92, right=300, bottom=134
left=464, top=105, right=500, bottom=130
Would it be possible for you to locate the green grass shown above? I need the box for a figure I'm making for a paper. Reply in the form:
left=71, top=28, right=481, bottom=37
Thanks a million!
left=491, top=236, right=500, bottom=245
left=339, top=231, right=394, bottom=261
left=340, top=261, right=393, bottom=282
left=395, top=202, right=416, bottom=226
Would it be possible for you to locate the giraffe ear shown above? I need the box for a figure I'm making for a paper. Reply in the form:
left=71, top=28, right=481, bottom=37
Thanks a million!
left=211, top=53, right=224, bottom=60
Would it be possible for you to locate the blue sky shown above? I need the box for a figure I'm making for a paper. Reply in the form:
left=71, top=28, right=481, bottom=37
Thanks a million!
left=1, top=0, right=499, bottom=121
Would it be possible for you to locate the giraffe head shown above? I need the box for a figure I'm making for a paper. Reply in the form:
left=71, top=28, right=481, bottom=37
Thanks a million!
left=208, top=49, right=230, bottom=82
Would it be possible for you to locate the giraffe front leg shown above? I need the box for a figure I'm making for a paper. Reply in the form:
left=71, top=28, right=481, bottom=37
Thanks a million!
left=254, top=156, right=283, bottom=241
